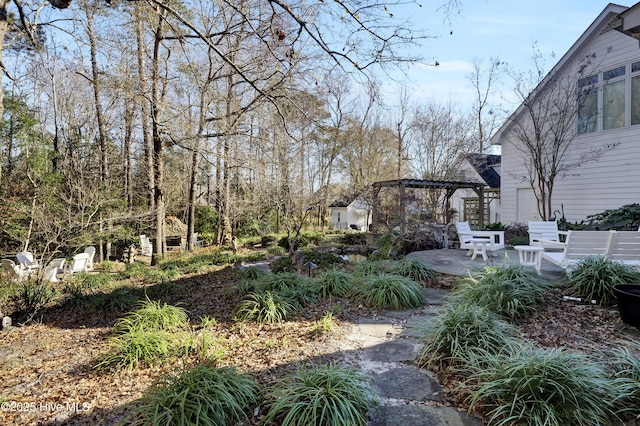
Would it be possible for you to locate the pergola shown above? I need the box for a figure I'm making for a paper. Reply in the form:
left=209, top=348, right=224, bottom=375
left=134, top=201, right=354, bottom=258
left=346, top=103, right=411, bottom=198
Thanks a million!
left=371, top=178, right=489, bottom=234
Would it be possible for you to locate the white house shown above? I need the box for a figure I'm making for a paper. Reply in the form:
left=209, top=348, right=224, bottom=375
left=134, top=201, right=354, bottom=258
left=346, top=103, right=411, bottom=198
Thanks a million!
left=329, top=198, right=371, bottom=231
left=492, top=2, right=640, bottom=225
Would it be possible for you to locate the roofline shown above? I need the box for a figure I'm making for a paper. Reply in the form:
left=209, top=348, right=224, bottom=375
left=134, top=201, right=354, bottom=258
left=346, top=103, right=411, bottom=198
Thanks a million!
left=372, top=178, right=486, bottom=190
left=491, top=2, right=630, bottom=145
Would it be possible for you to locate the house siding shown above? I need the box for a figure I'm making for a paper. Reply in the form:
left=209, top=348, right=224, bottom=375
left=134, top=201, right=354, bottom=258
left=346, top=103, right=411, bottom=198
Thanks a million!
left=497, top=10, right=640, bottom=225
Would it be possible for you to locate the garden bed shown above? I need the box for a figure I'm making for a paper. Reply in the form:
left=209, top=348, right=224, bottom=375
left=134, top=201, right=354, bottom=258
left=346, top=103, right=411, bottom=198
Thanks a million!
left=0, top=257, right=638, bottom=424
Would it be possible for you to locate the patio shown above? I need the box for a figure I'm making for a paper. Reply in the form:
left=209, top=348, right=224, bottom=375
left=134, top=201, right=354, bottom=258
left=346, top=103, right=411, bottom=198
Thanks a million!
left=407, top=247, right=565, bottom=279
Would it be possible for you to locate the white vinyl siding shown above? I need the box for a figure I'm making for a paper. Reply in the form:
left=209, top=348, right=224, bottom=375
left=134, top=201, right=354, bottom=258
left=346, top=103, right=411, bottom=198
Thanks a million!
left=498, top=16, right=640, bottom=225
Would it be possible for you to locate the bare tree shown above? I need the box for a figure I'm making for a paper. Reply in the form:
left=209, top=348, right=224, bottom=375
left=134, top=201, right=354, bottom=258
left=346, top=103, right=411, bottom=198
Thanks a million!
left=408, top=100, right=474, bottom=220
left=503, top=46, right=616, bottom=220
left=467, top=56, right=504, bottom=153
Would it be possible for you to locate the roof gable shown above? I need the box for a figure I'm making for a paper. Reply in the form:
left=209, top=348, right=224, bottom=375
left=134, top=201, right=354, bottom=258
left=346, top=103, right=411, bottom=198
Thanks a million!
left=464, top=154, right=501, bottom=189
left=492, top=2, right=630, bottom=145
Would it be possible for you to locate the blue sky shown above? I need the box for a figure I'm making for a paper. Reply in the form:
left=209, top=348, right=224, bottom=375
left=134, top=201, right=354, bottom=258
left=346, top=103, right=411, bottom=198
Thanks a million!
left=382, top=0, right=625, bottom=110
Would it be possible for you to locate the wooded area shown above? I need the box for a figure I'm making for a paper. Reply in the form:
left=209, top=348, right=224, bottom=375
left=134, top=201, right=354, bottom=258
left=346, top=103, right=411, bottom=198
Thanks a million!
left=0, top=0, right=485, bottom=264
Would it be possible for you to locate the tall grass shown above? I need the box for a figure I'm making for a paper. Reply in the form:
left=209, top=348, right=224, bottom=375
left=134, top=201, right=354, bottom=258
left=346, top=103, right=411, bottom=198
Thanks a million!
left=263, top=364, right=378, bottom=426
left=233, top=291, right=293, bottom=323
left=455, top=264, right=551, bottom=320
left=95, top=299, right=188, bottom=370
left=467, top=345, right=616, bottom=426
left=91, top=286, right=139, bottom=313
left=95, top=328, right=180, bottom=371
left=131, top=365, right=259, bottom=425
left=258, top=272, right=307, bottom=292
left=113, top=298, right=188, bottom=334
left=11, top=281, right=58, bottom=315
left=351, top=259, right=389, bottom=277
left=606, top=342, right=640, bottom=419
left=311, top=270, right=355, bottom=298
left=392, top=258, right=436, bottom=284
left=418, top=302, right=519, bottom=367
left=355, top=274, right=424, bottom=310
left=568, top=257, right=640, bottom=306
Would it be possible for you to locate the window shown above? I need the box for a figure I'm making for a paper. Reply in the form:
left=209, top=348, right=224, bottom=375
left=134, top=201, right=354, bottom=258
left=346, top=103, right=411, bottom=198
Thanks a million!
left=632, top=75, right=640, bottom=125
left=578, top=87, right=598, bottom=134
left=632, top=60, right=640, bottom=126
left=575, top=62, right=640, bottom=133
left=603, top=79, right=625, bottom=130
left=603, top=65, right=625, bottom=80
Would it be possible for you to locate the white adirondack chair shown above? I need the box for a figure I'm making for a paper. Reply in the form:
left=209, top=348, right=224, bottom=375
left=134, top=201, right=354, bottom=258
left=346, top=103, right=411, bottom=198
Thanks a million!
left=65, top=253, right=91, bottom=276
left=43, top=258, right=66, bottom=282
left=16, top=251, right=40, bottom=272
left=139, top=235, right=153, bottom=256
left=528, top=221, right=568, bottom=250
left=83, top=246, right=96, bottom=271
left=606, top=231, right=640, bottom=269
left=455, top=221, right=505, bottom=260
left=1, top=259, right=30, bottom=281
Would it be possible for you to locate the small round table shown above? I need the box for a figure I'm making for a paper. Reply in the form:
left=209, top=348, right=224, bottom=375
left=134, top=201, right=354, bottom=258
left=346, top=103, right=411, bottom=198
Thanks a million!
left=470, top=238, right=490, bottom=261
left=514, top=245, right=544, bottom=275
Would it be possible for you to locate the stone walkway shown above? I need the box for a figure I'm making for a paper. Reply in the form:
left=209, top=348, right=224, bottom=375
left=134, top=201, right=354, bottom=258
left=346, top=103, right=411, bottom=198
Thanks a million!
left=336, top=248, right=563, bottom=425
left=244, top=247, right=563, bottom=425
left=336, top=287, right=483, bottom=426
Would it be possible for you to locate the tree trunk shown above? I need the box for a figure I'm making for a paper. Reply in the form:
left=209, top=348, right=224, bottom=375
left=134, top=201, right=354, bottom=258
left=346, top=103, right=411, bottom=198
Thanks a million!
left=0, top=0, right=8, bottom=160
left=86, top=9, right=110, bottom=261
left=135, top=2, right=155, bottom=211
left=150, top=5, right=166, bottom=265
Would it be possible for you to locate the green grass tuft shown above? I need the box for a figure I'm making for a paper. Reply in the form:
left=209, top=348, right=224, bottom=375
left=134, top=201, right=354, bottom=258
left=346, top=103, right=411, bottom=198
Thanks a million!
left=113, top=298, right=188, bottom=334
left=418, top=301, right=519, bottom=367
left=95, top=328, right=180, bottom=371
left=311, top=270, right=355, bottom=298
left=455, top=264, right=551, bottom=320
left=568, top=257, right=640, bottom=306
left=355, top=274, right=424, bottom=310
left=468, top=344, right=616, bottom=426
left=233, top=291, right=293, bottom=323
left=391, top=258, right=436, bottom=284
left=263, top=364, right=378, bottom=426
left=131, top=365, right=260, bottom=426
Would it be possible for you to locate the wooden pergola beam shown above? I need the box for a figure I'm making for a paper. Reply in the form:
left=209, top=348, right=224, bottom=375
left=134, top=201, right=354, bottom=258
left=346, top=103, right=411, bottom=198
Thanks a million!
left=371, top=178, right=489, bottom=234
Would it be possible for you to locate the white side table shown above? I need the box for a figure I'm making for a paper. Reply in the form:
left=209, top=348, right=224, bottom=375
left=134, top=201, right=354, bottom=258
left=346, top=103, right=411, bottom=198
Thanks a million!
left=514, top=245, right=544, bottom=275
left=470, top=238, right=490, bottom=261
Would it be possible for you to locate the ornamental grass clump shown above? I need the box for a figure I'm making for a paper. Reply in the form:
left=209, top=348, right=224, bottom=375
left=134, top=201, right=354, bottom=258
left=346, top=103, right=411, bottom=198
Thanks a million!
left=113, top=298, right=189, bottom=334
left=233, top=291, right=293, bottom=323
left=95, top=299, right=188, bottom=371
left=11, top=280, right=58, bottom=315
left=237, top=266, right=268, bottom=280
left=391, top=258, right=436, bottom=285
left=263, top=364, right=378, bottom=426
left=418, top=302, right=519, bottom=367
left=95, top=328, right=180, bottom=371
left=131, top=365, right=260, bottom=426
left=311, top=270, right=355, bottom=298
left=258, top=272, right=307, bottom=292
left=606, top=342, right=640, bottom=419
left=351, top=259, right=390, bottom=278
left=455, top=264, right=551, bottom=320
left=92, top=286, right=140, bottom=313
left=568, top=257, right=640, bottom=306
left=355, top=274, right=424, bottom=310
left=468, top=345, right=616, bottom=426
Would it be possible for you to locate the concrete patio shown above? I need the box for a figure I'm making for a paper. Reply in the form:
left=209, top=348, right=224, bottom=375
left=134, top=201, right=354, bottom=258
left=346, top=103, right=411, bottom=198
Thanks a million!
left=407, top=246, right=565, bottom=280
